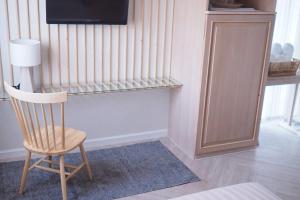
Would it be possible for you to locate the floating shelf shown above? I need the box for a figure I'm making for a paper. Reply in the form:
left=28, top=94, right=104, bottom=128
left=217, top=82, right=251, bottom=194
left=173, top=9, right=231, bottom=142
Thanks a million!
left=266, top=73, right=300, bottom=86
left=0, top=77, right=182, bottom=101
left=0, top=90, right=8, bottom=101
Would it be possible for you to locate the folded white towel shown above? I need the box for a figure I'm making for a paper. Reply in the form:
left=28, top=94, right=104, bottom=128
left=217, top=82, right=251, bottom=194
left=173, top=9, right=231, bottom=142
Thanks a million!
left=271, top=43, right=282, bottom=57
left=271, top=43, right=294, bottom=62
left=282, top=43, right=294, bottom=61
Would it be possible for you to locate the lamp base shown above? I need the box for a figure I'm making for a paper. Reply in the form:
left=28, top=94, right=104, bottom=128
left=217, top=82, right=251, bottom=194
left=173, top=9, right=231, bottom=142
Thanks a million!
left=20, top=67, right=34, bottom=92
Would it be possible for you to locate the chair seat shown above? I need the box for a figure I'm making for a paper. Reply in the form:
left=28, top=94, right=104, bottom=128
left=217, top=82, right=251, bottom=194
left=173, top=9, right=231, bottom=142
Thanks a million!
left=24, top=127, right=86, bottom=155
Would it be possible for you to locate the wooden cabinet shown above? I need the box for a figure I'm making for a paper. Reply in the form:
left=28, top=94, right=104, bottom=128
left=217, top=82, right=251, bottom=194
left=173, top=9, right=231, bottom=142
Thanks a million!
left=196, top=14, right=274, bottom=155
left=168, top=0, right=276, bottom=159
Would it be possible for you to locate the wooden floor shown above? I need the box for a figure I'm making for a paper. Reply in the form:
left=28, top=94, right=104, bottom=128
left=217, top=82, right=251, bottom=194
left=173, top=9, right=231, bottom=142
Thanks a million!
left=119, top=123, right=300, bottom=200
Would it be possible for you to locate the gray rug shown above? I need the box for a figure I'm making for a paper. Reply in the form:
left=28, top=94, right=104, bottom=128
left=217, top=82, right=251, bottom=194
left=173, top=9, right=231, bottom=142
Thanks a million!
left=0, top=141, right=200, bottom=200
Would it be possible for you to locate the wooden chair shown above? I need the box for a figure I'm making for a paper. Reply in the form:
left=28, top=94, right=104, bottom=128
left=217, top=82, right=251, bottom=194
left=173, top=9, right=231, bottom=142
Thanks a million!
left=4, top=82, right=93, bottom=200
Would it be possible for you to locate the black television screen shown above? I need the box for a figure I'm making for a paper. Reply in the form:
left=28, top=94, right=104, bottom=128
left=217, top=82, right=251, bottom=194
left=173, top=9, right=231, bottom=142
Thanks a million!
left=46, top=0, right=129, bottom=25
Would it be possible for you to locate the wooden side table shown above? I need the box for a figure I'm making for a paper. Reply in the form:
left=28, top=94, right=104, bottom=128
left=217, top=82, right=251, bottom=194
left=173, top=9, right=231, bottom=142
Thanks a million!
left=266, top=73, right=300, bottom=129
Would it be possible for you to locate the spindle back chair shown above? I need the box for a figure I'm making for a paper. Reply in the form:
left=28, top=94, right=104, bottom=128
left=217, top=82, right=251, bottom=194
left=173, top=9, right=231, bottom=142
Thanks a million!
left=4, top=82, right=93, bottom=200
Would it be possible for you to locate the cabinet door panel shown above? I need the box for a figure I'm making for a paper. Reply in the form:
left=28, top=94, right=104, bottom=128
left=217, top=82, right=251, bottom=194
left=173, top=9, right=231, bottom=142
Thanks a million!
left=198, top=15, right=274, bottom=154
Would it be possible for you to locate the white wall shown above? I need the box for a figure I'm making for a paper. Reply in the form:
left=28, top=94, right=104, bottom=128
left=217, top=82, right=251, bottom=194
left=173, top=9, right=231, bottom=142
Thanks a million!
left=0, top=0, right=175, bottom=161
left=0, top=89, right=169, bottom=160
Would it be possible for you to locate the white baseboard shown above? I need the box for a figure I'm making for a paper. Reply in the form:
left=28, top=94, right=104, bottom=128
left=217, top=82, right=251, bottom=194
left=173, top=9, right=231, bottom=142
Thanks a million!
left=0, top=129, right=167, bottom=162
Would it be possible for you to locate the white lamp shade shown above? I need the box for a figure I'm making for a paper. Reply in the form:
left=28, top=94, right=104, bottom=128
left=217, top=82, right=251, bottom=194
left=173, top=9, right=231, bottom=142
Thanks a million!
left=10, top=39, right=41, bottom=67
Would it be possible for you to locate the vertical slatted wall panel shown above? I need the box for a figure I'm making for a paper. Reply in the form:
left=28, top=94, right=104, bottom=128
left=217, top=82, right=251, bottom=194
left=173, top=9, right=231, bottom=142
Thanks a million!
left=0, top=0, right=176, bottom=88
left=7, top=0, right=20, bottom=85
left=0, top=46, right=3, bottom=91
left=39, top=0, right=51, bottom=86
left=0, top=0, right=13, bottom=85
left=59, top=24, right=69, bottom=85
left=157, top=0, right=168, bottom=78
left=95, top=26, right=103, bottom=83
left=126, top=0, right=136, bottom=81
left=68, top=25, right=78, bottom=85
left=29, top=0, right=42, bottom=89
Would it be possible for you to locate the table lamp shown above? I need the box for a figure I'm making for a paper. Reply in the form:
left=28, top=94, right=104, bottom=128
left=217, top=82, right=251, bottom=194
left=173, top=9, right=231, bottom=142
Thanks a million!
left=10, top=39, right=41, bottom=92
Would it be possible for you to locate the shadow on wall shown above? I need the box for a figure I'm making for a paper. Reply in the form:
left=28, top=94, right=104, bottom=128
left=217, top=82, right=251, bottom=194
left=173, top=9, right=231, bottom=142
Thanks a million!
left=0, top=88, right=170, bottom=152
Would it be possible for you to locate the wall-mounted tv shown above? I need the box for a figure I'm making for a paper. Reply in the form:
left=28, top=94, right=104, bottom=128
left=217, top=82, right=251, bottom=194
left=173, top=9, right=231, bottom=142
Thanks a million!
left=46, top=0, right=129, bottom=25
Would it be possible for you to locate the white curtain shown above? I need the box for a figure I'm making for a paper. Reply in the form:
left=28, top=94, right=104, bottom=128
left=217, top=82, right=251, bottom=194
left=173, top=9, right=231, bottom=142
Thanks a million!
left=262, top=0, right=300, bottom=121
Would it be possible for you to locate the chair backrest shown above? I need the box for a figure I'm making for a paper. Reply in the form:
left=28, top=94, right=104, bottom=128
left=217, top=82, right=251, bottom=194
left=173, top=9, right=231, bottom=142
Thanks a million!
left=4, top=82, right=68, bottom=151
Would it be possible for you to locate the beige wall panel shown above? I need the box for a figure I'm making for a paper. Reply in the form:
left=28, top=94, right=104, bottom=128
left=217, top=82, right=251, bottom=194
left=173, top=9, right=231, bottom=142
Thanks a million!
left=0, top=0, right=175, bottom=86
left=168, top=0, right=208, bottom=158
left=197, top=14, right=274, bottom=155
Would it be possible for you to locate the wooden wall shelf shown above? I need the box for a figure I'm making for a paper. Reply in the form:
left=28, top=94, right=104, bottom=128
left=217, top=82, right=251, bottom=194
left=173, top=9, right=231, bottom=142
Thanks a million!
left=266, top=73, right=300, bottom=86
left=0, top=90, right=8, bottom=101
left=206, top=11, right=276, bottom=15
left=0, top=77, right=182, bottom=101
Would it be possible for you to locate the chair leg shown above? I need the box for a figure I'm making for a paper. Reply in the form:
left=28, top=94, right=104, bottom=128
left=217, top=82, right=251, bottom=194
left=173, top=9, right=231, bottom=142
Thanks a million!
left=59, top=155, right=67, bottom=200
left=79, top=144, right=93, bottom=180
left=48, top=155, right=52, bottom=168
left=19, top=150, right=31, bottom=194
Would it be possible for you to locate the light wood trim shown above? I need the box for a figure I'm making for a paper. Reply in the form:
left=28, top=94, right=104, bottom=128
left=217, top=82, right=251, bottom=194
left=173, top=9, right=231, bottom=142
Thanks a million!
left=3, top=0, right=13, bottom=84
left=14, top=97, right=32, bottom=144
left=155, top=0, right=161, bottom=78
left=0, top=49, right=4, bottom=91
left=23, top=127, right=87, bottom=155
left=196, top=14, right=274, bottom=155
left=140, top=0, right=145, bottom=79
left=252, top=19, right=274, bottom=144
left=36, top=0, right=43, bottom=88
left=33, top=104, right=45, bottom=150
left=29, top=157, right=76, bottom=172
left=66, top=25, right=70, bottom=85
left=125, top=23, right=129, bottom=80
left=11, top=97, right=28, bottom=142
left=58, top=25, right=62, bottom=85
left=35, top=164, right=71, bottom=176
left=93, top=25, right=96, bottom=82
left=43, top=159, right=77, bottom=169
left=41, top=104, right=50, bottom=150
left=29, top=156, right=79, bottom=176
left=5, top=80, right=92, bottom=200
left=147, top=0, right=153, bottom=78
left=75, top=25, right=79, bottom=84
left=19, top=100, right=33, bottom=145
left=26, top=0, right=31, bottom=37
left=80, top=144, right=93, bottom=180
left=61, top=103, right=65, bottom=149
left=48, top=24, right=52, bottom=86
left=16, top=0, right=21, bottom=37
left=132, top=0, right=137, bottom=80
left=101, top=25, right=105, bottom=82
left=28, top=156, right=44, bottom=171
left=84, top=25, right=87, bottom=84
left=26, top=102, right=39, bottom=147
left=19, top=150, right=31, bottom=194
left=4, top=82, right=67, bottom=104
left=49, top=104, right=57, bottom=150
left=60, top=155, right=67, bottom=200
left=169, top=0, right=176, bottom=79
left=118, top=25, right=121, bottom=80
left=66, top=163, right=85, bottom=181
left=162, top=0, right=169, bottom=78
left=206, top=11, right=276, bottom=15
left=1, top=0, right=175, bottom=91
left=110, top=25, right=113, bottom=81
